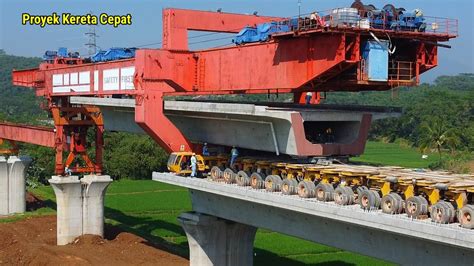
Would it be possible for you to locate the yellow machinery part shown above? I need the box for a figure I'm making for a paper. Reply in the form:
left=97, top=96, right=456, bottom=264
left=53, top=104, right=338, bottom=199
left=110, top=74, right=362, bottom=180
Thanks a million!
left=380, top=182, right=391, bottom=196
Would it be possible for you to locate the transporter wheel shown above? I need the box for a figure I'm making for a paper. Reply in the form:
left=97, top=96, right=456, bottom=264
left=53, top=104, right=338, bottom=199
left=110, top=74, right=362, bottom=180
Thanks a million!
left=315, top=183, right=334, bottom=202
left=223, top=168, right=236, bottom=184
left=334, top=186, right=354, bottom=205
left=430, top=201, right=455, bottom=224
left=297, top=180, right=316, bottom=198
left=371, top=190, right=381, bottom=208
left=236, top=171, right=251, bottom=186
left=210, top=166, right=223, bottom=181
left=250, top=172, right=265, bottom=189
left=406, top=196, right=429, bottom=218
left=381, top=193, right=403, bottom=214
left=282, top=178, right=298, bottom=195
left=359, top=190, right=380, bottom=210
left=265, top=175, right=282, bottom=192
left=355, top=186, right=369, bottom=204
left=459, top=205, right=474, bottom=229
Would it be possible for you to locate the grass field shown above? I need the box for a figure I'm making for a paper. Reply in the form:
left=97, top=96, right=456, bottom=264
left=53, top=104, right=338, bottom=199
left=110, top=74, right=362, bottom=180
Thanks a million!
left=352, top=141, right=438, bottom=168
left=28, top=180, right=389, bottom=265
left=6, top=141, right=429, bottom=265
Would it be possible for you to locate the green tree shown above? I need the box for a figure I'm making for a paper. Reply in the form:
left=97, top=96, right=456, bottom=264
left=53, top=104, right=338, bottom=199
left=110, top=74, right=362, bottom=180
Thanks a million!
left=419, top=119, right=460, bottom=161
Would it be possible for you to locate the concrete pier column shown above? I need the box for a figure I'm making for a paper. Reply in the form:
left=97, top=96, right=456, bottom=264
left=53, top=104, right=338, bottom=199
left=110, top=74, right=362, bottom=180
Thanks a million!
left=81, top=175, right=112, bottom=236
left=49, top=175, right=83, bottom=245
left=7, top=156, right=32, bottom=214
left=0, top=157, right=8, bottom=215
left=178, top=212, right=257, bottom=266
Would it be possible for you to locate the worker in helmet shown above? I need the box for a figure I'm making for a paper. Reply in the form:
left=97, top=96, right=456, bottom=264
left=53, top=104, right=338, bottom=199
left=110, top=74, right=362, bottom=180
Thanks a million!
left=64, top=165, right=72, bottom=176
left=230, top=146, right=239, bottom=169
left=305, top=91, right=313, bottom=104
left=190, top=153, right=197, bottom=177
left=202, top=143, right=210, bottom=156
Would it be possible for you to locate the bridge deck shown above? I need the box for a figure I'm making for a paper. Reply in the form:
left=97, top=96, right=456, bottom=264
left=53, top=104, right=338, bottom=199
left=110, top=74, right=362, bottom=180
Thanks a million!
left=153, top=172, right=474, bottom=265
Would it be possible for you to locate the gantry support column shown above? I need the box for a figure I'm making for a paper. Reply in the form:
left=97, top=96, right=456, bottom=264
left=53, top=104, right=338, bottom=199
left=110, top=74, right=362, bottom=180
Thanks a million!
left=0, top=156, right=31, bottom=215
left=178, top=212, right=257, bottom=266
left=49, top=174, right=112, bottom=245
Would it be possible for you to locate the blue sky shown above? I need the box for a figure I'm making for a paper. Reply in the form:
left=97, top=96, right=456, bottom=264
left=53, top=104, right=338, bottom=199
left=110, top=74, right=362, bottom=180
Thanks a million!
left=1, top=0, right=473, bottom=82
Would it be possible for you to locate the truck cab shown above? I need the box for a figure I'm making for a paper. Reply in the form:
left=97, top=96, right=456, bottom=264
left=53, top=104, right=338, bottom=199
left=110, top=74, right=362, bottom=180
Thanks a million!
left=167, top=152, right=206, bottom=176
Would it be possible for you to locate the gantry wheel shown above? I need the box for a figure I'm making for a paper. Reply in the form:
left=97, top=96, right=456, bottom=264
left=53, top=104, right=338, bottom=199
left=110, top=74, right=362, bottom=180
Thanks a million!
left=236, top=170, right=251, bottom=186
left=459, top=205, right=474, bottom=229
left=210, top=166, right=223, bottom=181
left=223, top=168, right=236, bottom=184
left=297, top=180, right=316, bottom=198
left=359, top=189, right=380, bottom=210
left=281, top=178, right=298, bottom=195
left=334, top=186, right=355, bottom=205
left=430, top=200, right=455, bottom=224
left=265, top=175, right=282, bottom=192
left=405, top=196, right=429, bottom=218
left=381, top=193, right=404, bottom=214
left=250, top=172, right=265, bottom=189
left=315, top=183, right=334, bottom=202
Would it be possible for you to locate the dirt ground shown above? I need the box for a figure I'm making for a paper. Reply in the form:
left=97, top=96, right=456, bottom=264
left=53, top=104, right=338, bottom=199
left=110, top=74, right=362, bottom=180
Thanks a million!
left=0, top=215, right=189, bottom=265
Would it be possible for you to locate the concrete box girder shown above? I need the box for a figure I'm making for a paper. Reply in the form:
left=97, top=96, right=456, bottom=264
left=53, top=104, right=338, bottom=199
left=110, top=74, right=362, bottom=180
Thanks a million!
left=70, top=97, right=401, bottom=156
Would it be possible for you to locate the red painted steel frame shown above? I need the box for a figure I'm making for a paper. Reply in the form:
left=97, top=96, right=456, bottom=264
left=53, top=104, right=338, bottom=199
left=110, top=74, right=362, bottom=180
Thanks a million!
left=7, top=8, right=457, bottom=158
left=0, top=122, right=55, bottom=148
left=162, top=8, right=282, bottom=50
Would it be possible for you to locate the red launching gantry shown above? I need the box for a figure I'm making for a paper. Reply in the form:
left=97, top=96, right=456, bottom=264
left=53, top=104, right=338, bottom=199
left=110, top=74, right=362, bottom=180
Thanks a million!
left=3, top=2, right=457, bottom=174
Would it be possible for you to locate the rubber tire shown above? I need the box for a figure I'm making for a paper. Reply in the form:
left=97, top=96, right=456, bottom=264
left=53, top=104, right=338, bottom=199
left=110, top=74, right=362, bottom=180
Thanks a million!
left=359, top=189, right=380, bottom=210
left=381, top=193, right=403, bottom=214
left=459, top=205, right=474, bottom=229
left=430, top=201, right=455, bottom=224
left=315, top=183, right=334, bottom=202
left=282, top=178, right=298, bottom=195
left=250, top=172, right=265, bottom=189
left=236, top=170, right=250, bottom=186
left=371, top=190, right=381, bottom=209
left=334, top=186, right=354, bottom=205
left=406, top=196, right=429, bottom=218
left=210, top=166, right=222, bottom=181
left=223, top=168, right=236, bottom=184
left=355, top=186, right=369, bottom=204
left=297, top=180, right=316, bottom=198
left=265, top=175, right=282, bottom=192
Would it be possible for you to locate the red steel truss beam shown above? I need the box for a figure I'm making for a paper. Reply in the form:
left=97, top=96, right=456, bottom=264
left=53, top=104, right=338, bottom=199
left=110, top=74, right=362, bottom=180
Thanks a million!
left=0, top=122, right=55, bottom=148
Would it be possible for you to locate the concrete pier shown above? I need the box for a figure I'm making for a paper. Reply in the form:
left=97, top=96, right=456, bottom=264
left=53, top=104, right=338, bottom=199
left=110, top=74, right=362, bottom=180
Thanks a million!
left=49, top=174, right=112, bottom=245
left=81, top=175, right=113, bottom=236
left=0, top=156, right=31, bottom=215
left=0, top=157, right=8, bottom=215
left=49, top=175, right=83, bottom=245
left=8, top=156, right=32, bottom=214
left=178, top=212, right=257, bottom=266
